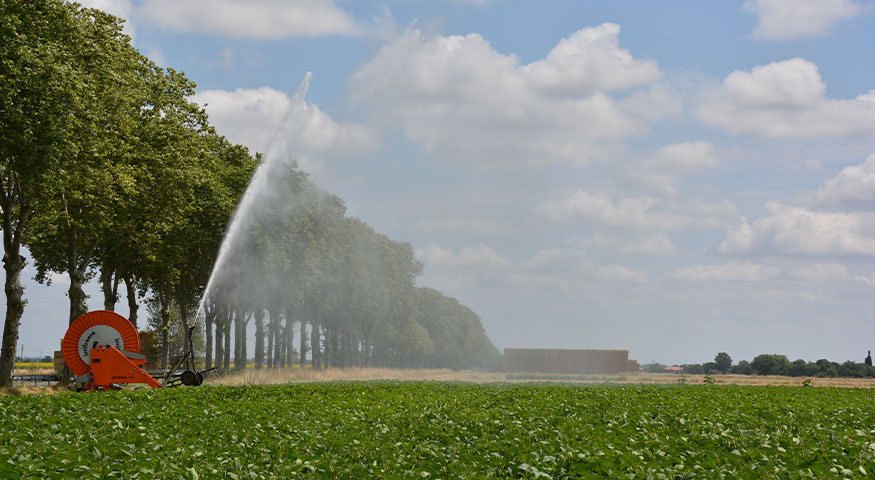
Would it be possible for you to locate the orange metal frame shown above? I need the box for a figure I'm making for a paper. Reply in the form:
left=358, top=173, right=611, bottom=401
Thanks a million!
left=85, top=346, right=162, bottom=391
left=62, top=310, right=141, bottom=377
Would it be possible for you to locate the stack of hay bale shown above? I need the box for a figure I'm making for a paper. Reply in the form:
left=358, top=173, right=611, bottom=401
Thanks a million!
left=503, top=348, right=640, bottom=374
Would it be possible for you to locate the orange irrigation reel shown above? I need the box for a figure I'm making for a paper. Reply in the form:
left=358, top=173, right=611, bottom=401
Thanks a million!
left=62, top=310, right=211, bottom=391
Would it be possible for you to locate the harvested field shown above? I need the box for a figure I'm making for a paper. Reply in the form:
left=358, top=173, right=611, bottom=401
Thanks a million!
left=4, top=368, right=873, bottom=395
left=207, top=367, right=875, bottom=388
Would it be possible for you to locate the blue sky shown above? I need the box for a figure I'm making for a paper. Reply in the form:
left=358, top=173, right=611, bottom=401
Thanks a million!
left=9, top=0, right=875, bottom=365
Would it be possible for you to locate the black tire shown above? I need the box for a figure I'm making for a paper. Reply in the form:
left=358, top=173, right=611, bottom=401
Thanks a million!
left=180, top=370, right=198, bottom=386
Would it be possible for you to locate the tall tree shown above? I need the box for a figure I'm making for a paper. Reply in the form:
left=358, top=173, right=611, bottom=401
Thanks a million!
left=25, top=4, right=154, bottom=327
left=0, top=1, right=137, bottom=386
left=714, top=352, right=732, bottom=374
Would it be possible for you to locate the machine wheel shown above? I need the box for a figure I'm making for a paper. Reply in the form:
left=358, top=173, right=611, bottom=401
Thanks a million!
left=180, top=370, right=202, bottom=386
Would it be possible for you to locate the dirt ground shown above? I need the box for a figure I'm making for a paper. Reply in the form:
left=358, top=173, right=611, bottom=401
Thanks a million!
left=4, top=368, right=874, bottom=395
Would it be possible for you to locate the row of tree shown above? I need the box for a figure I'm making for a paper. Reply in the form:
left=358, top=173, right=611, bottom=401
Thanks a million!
left=646, top=352, right=875, bottom=378
left=0, top=1, right=500, bottom=387
left=0, top=0, right=259, bottom=387
left=157, top=160, right=500, bottom=372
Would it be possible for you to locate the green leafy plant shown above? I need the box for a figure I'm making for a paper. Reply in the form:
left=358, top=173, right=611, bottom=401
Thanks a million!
left=1, top=383, right=874, bottom=478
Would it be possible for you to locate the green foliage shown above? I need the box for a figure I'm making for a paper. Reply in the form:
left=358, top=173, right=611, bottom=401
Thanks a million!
left=3, top=383, right=874, bottom=478
left=642, top=363, right=666, bottom=373
left=714, top=352, right=732, bottom=373
left=751, top=354, right=791, bottom=376
left=683, top=363, right=703, bottom=374
left=144, top=297, right=205, bottom=362
left=731, top=360, right=753, bottom=375
left=719, top=355, right=875, bottom=378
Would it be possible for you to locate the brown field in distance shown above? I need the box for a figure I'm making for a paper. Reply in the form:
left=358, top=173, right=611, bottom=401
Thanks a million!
left=6, top=368, right=875, bottom=394
left=206, top=368, right=875, bottom=388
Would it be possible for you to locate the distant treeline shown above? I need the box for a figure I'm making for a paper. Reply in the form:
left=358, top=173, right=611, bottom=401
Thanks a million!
left=645, top=352, right=875, bottom=378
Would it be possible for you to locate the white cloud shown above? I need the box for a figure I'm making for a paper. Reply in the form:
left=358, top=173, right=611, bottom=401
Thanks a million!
left=522, top=23, right=660, bottom=94
left=650, top=141, right=718, bottom=172
left=136, top=0, right=361, bottom=39
left=718, top=202, right=875, bottom=256
left=536, top=191, right=738, bottom=230
left=412, top=217, right=515, bottom=236
left=698, top=58, right=875, bottom=138
left=521, top=245, right=587, bottom=270
left=192, top=74, right=377, bottom=158
left=631, top=141, right=718, bottom=194
left=817, top=154, right=875, bottom=209
left=538, top=192, right=654, bottom=227
left=141, top=45, right=166, bottom=66
left=671, top=262, right=780, bottom=282
left=415, top=243, right=510, bottom=269
left=855, top=273, right=875, bottom=287
left=77, top=0, right=135, bottom=39
left=788, top=262, right=848, bottom=282
left=744, top=0, right=863, bottom=40
left=47, top=271, right=70, bottom=286
left=594, top=232, right=677, bottom=256
left=597, top=264, right=649, bottom=283
left=351, top=25, right=665, bottom=167
left=618, top=84, right=683, bottom=121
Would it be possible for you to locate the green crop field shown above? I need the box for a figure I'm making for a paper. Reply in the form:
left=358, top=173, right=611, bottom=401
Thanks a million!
left=2, top=383, right=874, bottom=479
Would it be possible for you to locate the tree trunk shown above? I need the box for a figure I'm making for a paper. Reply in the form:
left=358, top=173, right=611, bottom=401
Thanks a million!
left=233, top=310, right=242, bottom=371
left=100, top=264, right=119, bottom=311
left=323, top=325, right=331, bottom=368
left=241, top=308, right=249, bottom=370
left=266, top=317, right=274, bottom=369
left=311, top=318, right=320, bottom=370
left=214, top=313, right=224, bottom=373
left=272, top=310, right=282, bottom=369
left=205, top=304, right=214, bottom=371
left=0, top=247, right=26, bottom=389
left=279, top=315, right=288, bottom=368
left=285, top=309, right=295, bottom=367
left=240, top=315, right=248, bottom=371
left=158, top=291, right=171, bottom=369
left=65, top=227, right=92, bottom=326
left=0, top=181, right=29, bottom=388
left=68, top=269, right=87, bottom=323
left=123, top=274, right=139, bottom=327
left=178, top=296, right=190, bottom=370
left=299, top=316, right=308, bottom=369
left=222, top=309, right=231, bottom=371
left=254, top=309, right=264, bottom=370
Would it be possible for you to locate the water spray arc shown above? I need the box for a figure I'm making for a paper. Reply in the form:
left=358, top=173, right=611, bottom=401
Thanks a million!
left=196, top=73, right=314, bottom=319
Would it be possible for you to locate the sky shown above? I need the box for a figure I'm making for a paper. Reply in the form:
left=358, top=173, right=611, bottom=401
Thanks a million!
left=8, top=0, right=875, bottom=366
